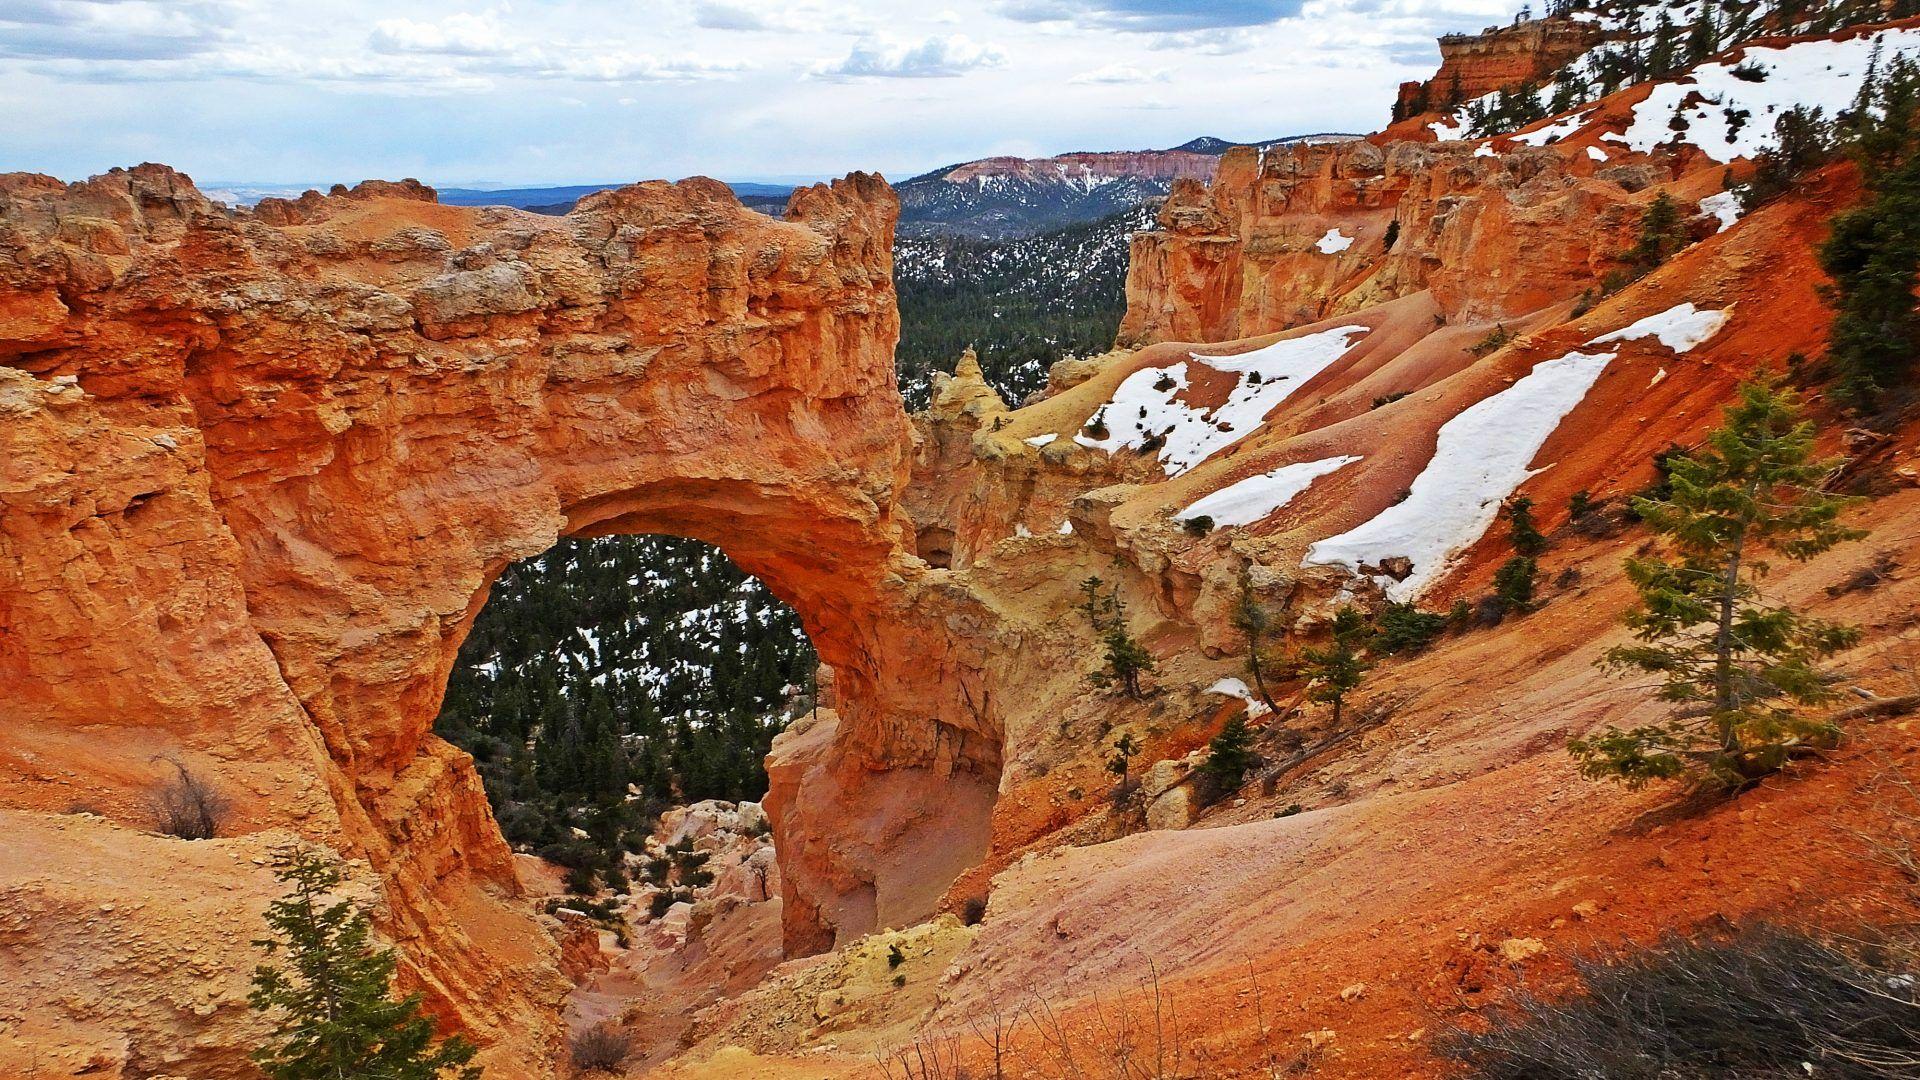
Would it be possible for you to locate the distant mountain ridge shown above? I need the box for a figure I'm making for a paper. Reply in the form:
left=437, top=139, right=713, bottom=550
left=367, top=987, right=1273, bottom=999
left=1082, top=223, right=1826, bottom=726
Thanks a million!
left=895, top=133, right=1363, bottom=239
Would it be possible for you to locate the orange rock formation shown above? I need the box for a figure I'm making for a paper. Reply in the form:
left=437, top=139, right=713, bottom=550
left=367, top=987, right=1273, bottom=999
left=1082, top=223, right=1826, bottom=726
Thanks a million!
left=1394, top=15, right=1605, bottom=118
left=0, top=163, right=997, bottom=1074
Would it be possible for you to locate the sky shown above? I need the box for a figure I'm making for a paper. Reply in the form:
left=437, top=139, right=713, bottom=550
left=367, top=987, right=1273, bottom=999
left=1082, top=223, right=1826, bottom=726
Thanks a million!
left=0, top=0, right=1520, bottom=189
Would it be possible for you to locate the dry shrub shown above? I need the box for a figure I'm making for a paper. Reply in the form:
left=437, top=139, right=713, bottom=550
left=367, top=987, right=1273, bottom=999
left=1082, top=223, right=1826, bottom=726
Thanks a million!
left=148, top=757, right=230, bottom=840
left=569, top=1022, right=633, bottom=1073
left=1438, top=925, right=1920, bottom=1079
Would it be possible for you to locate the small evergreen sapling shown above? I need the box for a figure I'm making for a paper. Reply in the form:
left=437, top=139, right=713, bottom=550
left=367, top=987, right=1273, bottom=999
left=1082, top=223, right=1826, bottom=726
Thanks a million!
left=1301, top=607, right=1371, bottom=726
left=1107, top=732, right=1142, bottom=791
left=1232, top=572, right=1286, bottom=713
left=1573, top=379, right=1865, bottom=789
left=1201, top=716, right=1257, bottom=797
left=249, top=847, right=481, bottom=1080
left=1101, top=626, right=1157, bottom=698
left=1494, top=556, right=1539, bottom=609
left=1505, top=496, right=1548, bottom=557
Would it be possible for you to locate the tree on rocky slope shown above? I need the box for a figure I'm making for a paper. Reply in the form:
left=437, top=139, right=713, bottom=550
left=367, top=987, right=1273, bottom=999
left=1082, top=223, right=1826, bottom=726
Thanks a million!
left=1232, top=572, right=1287, bottom=712
left=1100, top=625, right=1157, bottom=699
left=250, top=848, right=481, bottom=1080
left=1821, top=51, right=1920, bottom=411
left=1301, top=608, right=1371, bottom=726
left=1573, top=378, right=1864, bottom=789
left=1200, top=715, right=1257, bottom=798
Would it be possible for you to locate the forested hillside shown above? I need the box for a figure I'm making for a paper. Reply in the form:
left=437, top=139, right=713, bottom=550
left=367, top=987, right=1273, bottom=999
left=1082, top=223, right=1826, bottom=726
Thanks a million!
left=434, top=536, right=816, bottom=883
left=895, top=203, right=1149, bottom=406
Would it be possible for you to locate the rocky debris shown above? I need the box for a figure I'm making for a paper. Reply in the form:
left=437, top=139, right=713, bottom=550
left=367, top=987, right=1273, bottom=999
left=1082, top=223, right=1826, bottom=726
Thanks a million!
left=635, top=799, right=782, bottom=949
left=686, top=915, right=977, bottom=1058
left=553, top=911, right=613, bottom=982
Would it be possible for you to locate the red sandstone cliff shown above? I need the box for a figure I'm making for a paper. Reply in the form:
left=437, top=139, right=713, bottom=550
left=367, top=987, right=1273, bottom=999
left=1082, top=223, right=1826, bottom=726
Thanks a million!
left=1118, top=135, right=1659, bottom=345
left=1394, top=15, right=1605, bottom=118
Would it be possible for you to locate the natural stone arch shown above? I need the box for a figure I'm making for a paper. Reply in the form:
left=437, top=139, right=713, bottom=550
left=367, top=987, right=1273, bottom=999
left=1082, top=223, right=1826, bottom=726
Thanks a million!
left=0, top=165, right=1001, bottom=1074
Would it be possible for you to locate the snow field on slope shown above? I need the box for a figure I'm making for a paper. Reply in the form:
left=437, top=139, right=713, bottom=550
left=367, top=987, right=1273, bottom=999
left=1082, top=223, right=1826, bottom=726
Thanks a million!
left=1075, top=325, right=1370, bottom=476
left=1697, top=191, right=1741, bottom=232
left=1609, top=28, right=1920, bottom=162
left=1590, top=302, right=1730, bottom=353
left=1510, top=109, right=1593, bottom=146
left=1303, top=350, right=1616, bottom=601
left=1175, top=455, right=1363, bottom=530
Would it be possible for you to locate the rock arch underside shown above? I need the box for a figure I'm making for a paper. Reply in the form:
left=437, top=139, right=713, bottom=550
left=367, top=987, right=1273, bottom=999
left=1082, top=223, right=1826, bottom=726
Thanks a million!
left=0, top=166, right=1000, bottom=1077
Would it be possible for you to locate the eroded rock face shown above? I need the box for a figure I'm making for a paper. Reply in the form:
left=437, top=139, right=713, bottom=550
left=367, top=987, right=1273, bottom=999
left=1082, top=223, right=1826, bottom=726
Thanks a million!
left=1119, top=139, right=1651, bottom=345
left=0, top=163, right=998, bottom=1073
left=1395, top=17, right=1604, bottom=118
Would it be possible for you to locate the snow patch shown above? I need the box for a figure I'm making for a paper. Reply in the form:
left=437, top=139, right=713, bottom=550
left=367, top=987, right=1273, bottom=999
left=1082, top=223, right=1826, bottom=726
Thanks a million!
left=1614, top=30, right=1920, bottom=163
left=1586, top=145, right=1609, bottom=162
left=1303, top=350, right=1615, bottom=601
left=1207, top=677, right=1272, bottom=718
left=1075, top=325, right=1369, bottom=476
left=1510, top=110, right=1591, bottom=147
left=1698, top=190, right=1742, bottom=233
left=1023, top=433, right=1056, bottom=447
left=1474, top=143, right=1498, bottom=158
left=1175, top=455, right=1362, bottom=530
left=1316, top=228, right=1354, bottom=254
left=1590, top=302, right=1730, bottom=354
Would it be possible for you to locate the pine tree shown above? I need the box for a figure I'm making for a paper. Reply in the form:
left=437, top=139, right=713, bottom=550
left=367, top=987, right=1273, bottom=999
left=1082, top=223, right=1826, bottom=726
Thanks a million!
left=1573, top=379, right=1865, bottom=789
left=1821, top=53, right=1920, bottom=409
left=1647, top=13, right=1680, bottom=77
left=1100, top=625, right=1156, bottom=699
left=1621, top=192, right=1689, bottom=281
left=1684, top=2, right=1719, bottom=65
left=1301, top=610, right=1371, bottom=726
left=1330, top=604, right=1374, bottom=650
left=1201, top=716, right=1257, bottom=795
left=1077, top=575, right=1118, bottom=629
left=1506, top=496, right=1549, bottom=557
left=250, top=848, right=481, bottom=1080
left=1232, top=572, right=1285, bottom=712
left=1107, top=732, right=1141, bottom=784
left=1494, top=555, right=1539, bottom=609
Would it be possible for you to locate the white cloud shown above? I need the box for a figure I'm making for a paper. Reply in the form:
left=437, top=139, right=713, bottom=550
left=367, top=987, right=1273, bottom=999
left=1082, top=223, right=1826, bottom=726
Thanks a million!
left=1068, top=62, right=1170, bottom=83
left=369, top=13, right=515, bottom=57
left=1151, top=26, right=1263, bottom=53
left=810, top=34, right=1007, bottom=79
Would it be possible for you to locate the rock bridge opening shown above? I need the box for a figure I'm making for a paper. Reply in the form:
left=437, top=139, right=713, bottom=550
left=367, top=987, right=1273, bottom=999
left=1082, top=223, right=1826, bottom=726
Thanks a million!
left=434, top=531, right=820, bottom=899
